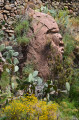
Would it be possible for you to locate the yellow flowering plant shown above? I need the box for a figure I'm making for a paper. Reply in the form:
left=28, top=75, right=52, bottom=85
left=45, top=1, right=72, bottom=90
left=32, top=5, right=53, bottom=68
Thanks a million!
left=3, top=94, right=58, bottom=120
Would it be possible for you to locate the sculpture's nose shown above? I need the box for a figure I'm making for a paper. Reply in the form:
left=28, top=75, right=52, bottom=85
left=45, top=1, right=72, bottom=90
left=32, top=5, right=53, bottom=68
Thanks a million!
left=55, top=33, right=64, bottom=54
left=59, top=34, right=62, bottom=41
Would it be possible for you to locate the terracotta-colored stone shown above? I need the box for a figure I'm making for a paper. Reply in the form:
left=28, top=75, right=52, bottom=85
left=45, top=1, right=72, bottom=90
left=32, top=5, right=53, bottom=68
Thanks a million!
left=5, top=5, right=11, bottom=11
left=3, top=14, right=7, bottom=20
left=10, top=13, right=16, bottom=17
left=5, top=29, right=14, bottom=33
left=26, top=8, right=64, bottom=80
left=3, top=10, right=9, bottom=14
left=0, top=13, right=3, bottom=20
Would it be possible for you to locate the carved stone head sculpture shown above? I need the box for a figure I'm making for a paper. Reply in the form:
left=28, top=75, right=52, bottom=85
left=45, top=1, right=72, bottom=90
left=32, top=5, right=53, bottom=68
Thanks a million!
left=27, top=8, right=64, bottom=80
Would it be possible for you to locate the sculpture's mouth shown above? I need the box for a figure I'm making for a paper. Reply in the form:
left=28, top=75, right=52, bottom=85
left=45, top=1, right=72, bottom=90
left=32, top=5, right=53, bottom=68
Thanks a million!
left=59, top=41, right=64, bottom=54
left=60, top=47, right=64, bottom=54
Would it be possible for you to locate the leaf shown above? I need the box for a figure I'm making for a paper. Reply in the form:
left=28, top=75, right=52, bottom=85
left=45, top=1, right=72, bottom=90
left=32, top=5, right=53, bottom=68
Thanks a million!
left=0, top=44, right=5, bottom=52
left=6, top=68, right=10, bottom=73
left=61, top=90, right=67, bottom=94
left=14, top=58, right=19, bottom=65
left=33, top=71, right=38, bottom=77
left=6, top=46, right=12, bottom=50
left=14, top=66, right=19, bottom=72
left=37, top=77, right=43, bottom=85
left=28, top=73, right=33, bottom=82
left=44, top=83, right=48, bottom=88
left=16, top=78, right=20, bottom=84
left=0, top=116, right=7, bottom=120
left=47, top=80, right=51, bottom=84
left=6, top=58, right=12, bottom=64
left=12, top=83, right=15, bottom=89
left=66, top=82, right=70, bottom=91
left=9, top=50, right=14, bottom=57
left=47, top=93, right=50, bottom=101
left=3, top=51, right=8, bottom=56
left=23, top=81, right=30, bottom=85
left=11, top=64, right=15, bottom=72
left=13, top=52, right=19, bottom=56
left=6, top=86, right=11, bottom=98
left=53, top=85, right=57, bottom=91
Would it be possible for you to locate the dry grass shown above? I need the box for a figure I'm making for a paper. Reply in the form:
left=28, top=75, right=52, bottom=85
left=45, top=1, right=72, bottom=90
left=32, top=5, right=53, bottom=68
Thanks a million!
left=70, top=17, right=79, bottom=27
left=75, top=35, right=79, bottom=42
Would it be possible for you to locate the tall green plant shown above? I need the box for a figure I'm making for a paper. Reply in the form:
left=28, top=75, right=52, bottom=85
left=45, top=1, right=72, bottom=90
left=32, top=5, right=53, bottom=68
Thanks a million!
left=63, top=33, right=75, bottom=58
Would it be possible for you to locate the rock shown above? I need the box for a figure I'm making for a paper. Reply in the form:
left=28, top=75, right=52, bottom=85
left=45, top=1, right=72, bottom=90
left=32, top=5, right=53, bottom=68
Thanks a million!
left=69, top=10, right=74, bottom=14
left=10, top=13, right=16, bottom=17
left=72, top=116, right=78, bottom=120
left=3, top=10, right=9, bottom=14
left=0, top=0, right=4, bottom=7
left=7, top=20, right=13, bottom=25
left=3, top=14, right=7, bottom=20
left=5, top=29, right=14, bottom=33
left=0, top=13, right=3, bottom=20
left=14, top=10, right=17, bottom=14
left=26, top=8, right=64, bottom=80
left=15, top=90, right=24, bottom=97
left=5, top=5, right=11, bottom=10
left=8, top=32, right=14, bottom=37
left=10, top=4, right=15, bottom=8
left=2, top=26, right=6, bottom=30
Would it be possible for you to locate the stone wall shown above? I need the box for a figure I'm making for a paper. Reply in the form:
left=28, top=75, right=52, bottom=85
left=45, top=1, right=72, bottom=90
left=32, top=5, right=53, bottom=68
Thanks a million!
left=0, top=0, right=79, bottom=38
left=0, top=0, right=25, bottom=37
left=50, top=0, right=79, bottom=16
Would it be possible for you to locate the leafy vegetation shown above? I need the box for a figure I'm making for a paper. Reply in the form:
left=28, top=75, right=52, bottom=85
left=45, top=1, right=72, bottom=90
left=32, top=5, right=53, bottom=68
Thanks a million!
left=0, top=2, right=79, bottom=120
left=15, top=20, right=30, bottom=45
left=1, top=95, right=58, bottom=120
left=59, top=99, right=78, bottom=120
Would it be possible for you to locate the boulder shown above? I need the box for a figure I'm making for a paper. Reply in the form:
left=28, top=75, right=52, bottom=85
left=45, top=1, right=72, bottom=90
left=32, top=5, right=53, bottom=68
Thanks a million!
left=0, top=0, right=4, bottom=7
left=5, top=5, right=11, bottom=11
left=0, top=13, right=3, bottom=20
left=26, top=8, right=64, bottom=80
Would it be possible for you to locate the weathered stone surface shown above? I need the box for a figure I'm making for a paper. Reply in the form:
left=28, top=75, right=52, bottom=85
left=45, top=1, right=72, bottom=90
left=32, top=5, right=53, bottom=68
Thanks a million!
left=27, top=8, right=64, bottom=80
left=3, top=14, right=7, bottom=20
left=5, top=5, right=11, bottom=10
left=3, top=10, right=9, bottom=14
left=0, top=13, right=3, bottom=20
left=5, top=29, right=14, bottom=33
left=0, top=0, right=4, bottom=7
left=0, top=0, right=79, bottom=39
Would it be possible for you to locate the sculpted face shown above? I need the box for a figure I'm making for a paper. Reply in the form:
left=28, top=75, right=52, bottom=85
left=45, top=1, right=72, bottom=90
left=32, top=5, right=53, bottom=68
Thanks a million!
left=27, top=8, right=64, bottom=80
left=46, top=33, right=64, bottom=55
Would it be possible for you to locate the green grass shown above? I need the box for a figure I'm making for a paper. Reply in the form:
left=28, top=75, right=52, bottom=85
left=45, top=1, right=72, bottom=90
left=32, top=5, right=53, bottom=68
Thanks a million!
left=59, top=99, right=79, bottom=120
left=63, top=33, right=75, bottom=58
left=70, top=17, right=79, bottom=27
left=15, top=20, right=29, bottom=36
left=17, top=36, right=30, bottom=45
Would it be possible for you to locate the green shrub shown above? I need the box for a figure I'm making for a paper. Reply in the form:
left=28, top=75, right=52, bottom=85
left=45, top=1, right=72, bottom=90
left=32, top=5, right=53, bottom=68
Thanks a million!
left=69, top=68, right=79, bottom=107
left=59, top=99, right=78, bottom=120
left=17, top=36, right=30, bottom=45
left=63, top=33, right=75, bottom=58
left=70, top=17, right=79, bottom=27
left=3, top=95, right=58, bottom=120
left=15, top=20, right=29, bottom=37
left=14, top=19, right=30, bottom=46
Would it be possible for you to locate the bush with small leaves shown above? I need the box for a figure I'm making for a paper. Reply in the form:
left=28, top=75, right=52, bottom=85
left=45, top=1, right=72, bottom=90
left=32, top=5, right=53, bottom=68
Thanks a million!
left=3, top=95, right=58, bottom=120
